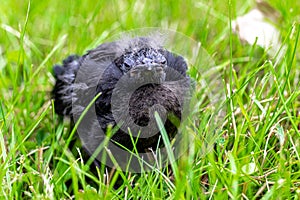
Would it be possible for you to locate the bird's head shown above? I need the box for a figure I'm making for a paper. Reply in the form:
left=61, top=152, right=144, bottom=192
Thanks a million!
left=115, top=47, right=167, bottom=83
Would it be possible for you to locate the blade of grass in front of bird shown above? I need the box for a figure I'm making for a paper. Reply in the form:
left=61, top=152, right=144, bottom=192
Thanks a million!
left=84, top=124, right=117, bottom=171
left=154, top=112, right=178, bottom=180
left=54, top=92, right=102, bottom=183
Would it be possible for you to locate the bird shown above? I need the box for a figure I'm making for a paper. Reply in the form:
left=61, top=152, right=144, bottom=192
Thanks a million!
left=52, top=36, right=191, bottom=170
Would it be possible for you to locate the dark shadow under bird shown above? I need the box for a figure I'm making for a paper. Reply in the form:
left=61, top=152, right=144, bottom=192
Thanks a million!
left=53, top=37, right=191, bottom=170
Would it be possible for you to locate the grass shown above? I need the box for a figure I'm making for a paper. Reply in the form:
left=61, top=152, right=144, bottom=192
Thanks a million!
left=0, top=0, right=300, bottom=199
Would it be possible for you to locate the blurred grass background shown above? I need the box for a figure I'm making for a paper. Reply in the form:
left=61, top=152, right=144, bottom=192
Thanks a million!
left=0, top=0, right=299, bottom=199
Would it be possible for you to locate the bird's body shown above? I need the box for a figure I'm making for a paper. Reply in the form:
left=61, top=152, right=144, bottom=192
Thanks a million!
left=53, top=37, right=190, bottom=166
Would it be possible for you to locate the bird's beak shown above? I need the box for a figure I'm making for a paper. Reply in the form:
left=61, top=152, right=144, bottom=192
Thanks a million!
left=146, top=65, right=153, bottom=71
left=129, top=64, right=166, bottom=83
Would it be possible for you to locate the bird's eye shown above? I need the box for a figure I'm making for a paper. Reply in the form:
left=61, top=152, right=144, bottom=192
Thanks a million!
left=123, top=63, right=131, bottom=70
left=161, top=60, right=167, bottom=65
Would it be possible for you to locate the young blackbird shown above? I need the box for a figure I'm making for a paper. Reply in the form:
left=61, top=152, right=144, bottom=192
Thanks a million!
left=53, top=37, right=190, bottom=170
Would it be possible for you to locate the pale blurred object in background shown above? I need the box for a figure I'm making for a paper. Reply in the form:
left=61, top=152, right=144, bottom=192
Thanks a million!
left=232, top=0, right=285, bottom=61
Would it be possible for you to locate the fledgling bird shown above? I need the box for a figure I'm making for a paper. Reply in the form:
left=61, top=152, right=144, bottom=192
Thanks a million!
left=53, top=37, right=190, bottom=167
